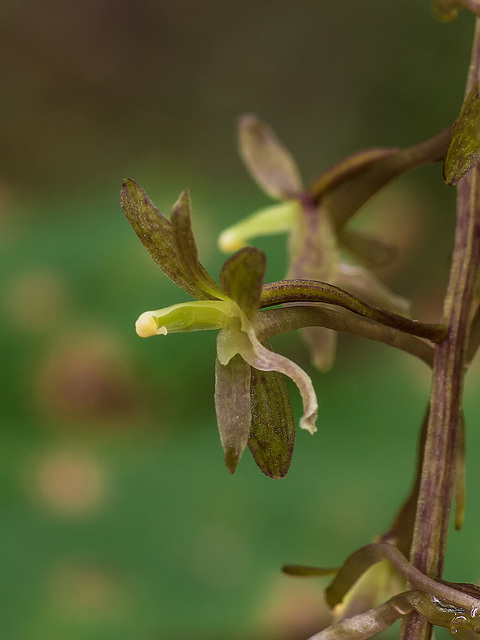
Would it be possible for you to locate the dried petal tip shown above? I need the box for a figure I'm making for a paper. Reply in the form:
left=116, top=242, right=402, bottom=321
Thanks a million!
left=135, top=313, right=167, bottom=338
left=224, top=445, right=240, bottom=474
left=300, top=411, right=318, bottom=435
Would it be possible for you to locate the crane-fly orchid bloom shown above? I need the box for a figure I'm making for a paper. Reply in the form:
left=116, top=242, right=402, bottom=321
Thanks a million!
left=218, top=115, right=411, bottom=371
left=120, top=179, right=318, bottom=477
left=284, top=543, right=480, bottom=640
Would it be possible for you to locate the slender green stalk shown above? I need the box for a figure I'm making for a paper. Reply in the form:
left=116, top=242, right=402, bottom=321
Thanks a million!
left=401, top=19, right=480, bottom=640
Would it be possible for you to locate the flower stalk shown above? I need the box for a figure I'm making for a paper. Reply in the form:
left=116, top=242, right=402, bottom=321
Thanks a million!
left=400, top=17, right=480, bottom=640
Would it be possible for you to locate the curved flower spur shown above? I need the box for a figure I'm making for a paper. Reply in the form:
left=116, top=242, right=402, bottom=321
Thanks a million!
left=120, top=179, right=319, bottom=478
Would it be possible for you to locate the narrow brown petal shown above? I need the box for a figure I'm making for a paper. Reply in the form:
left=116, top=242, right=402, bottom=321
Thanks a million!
left=120, top=179, right=213, bottom=300
left=170, top=190, right=226, bottom=299
left=239, top=114, right=303, bottom=199
left=214, top=354, right=252, bottom=474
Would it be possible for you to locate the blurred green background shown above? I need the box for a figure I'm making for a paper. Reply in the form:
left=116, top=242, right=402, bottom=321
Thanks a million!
left=2, top=2, right=480, bottom=639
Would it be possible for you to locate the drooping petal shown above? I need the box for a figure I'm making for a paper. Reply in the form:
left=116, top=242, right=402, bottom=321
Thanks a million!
left=219, top=247, right=266, bottom=318
left=214, top=354, right=252, bottom=474
left=218, top=200, right=300, bottom=253
left=170, top=190, right=227, bottom=300
left=336, top=263, right=410, bottom=317
left=217, top=317, right=318, bottom=433
left=135, top=300, right=234, bottom=337
left=239, top=114, right=303, bottom=199
left=301, top=326, right=337, bottom=372
left=444, top=81, right=480, bottom=185
left=288, top=202, right=340, bottom=371
left=287, top=202, right=339, bottom=283
left=121, top=179, right=214, bottom=300
left=248, top=365, right=295, bottom=478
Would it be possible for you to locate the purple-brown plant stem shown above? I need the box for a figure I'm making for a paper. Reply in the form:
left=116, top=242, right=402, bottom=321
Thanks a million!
left=400, top=18, right=480, bottom=640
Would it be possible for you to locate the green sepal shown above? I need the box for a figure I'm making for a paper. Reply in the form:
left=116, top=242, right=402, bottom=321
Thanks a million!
left=170, top=190, right=227, bottom=300
left=219, top=247, right=266, bottom=318
left=120, top=179, right=215, bottom=300
left=444, top=83, right=480, bottom=185
left=214, top=354, right=252, bottom=474
left=239, top=114, right=303, bottom=199
left=247, top=364, right=295, bottom=479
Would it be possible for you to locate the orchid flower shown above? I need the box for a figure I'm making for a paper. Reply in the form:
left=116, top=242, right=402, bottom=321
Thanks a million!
left=219, top=115, right=451, bottom=370
left=120, top=179, right=319, bottom=477
left=284, top=542, right=480, bottom=639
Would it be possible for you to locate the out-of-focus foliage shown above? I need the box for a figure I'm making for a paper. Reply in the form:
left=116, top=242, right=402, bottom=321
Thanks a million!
left=2, top=1, right=480, bottom=639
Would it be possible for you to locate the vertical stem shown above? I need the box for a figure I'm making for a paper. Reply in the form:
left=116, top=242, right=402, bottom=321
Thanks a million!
left=400, top=20, right=480, bottom=640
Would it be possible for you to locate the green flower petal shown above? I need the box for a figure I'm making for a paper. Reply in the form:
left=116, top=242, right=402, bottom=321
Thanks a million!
left=239, top=114, right=303, bottom=199
left=219, top=247, right=266, bottom=318
left=214, top=354, right=252, bottom=474
left=218, top=200, right=299, bottom=253
left=444, top=82, right=480, bottom=185
left=170, top=190, right=227, bottom=300
left=120, top=179, right=215, bottom=300
left=248, top=364, right=295, bottom=479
